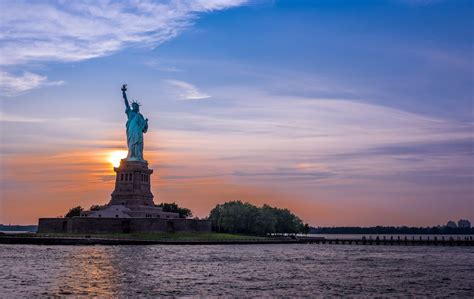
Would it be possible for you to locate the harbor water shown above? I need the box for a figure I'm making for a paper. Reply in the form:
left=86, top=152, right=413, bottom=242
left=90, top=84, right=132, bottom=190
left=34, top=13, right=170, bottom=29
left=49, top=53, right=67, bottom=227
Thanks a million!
left=1, top=244, right=473, bottom=297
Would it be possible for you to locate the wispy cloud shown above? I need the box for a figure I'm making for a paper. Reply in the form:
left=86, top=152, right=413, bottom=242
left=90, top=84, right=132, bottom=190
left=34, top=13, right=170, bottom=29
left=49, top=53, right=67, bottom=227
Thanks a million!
left=164, top=79, right=211, bottom=100
left=153, top=88, right=473, bottom=185
left=0, top=0, right=247, bottom=95
left=0, top=0, right=248, bottom=66
left=0, top=111, right=47, bottom=123
left=0, top=71, right=64, bottom=97
left=144, top=60, right=183, bottom=72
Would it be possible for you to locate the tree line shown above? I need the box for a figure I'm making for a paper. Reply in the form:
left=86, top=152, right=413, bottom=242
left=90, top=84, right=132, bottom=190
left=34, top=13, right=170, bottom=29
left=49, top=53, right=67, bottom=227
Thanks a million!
left=63, top=201, right=309, bottom=236
left=208, top=201, right=309, bottom=235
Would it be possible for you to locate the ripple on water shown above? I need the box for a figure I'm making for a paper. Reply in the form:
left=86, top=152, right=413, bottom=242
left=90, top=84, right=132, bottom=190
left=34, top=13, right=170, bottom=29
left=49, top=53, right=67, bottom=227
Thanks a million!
left=0, top=244, right=473, bottom=297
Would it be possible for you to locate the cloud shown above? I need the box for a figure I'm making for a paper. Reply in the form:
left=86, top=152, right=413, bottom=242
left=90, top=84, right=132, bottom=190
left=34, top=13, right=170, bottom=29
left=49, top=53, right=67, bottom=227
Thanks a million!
left=0, top=0, right=247, bottom=66
left=144, top=60, right=183, bottom=72
left=0, top=71, right=64, bottom=96
left=0, top=111, right=47, bottom=123
left=164, top=79, right=211, bottom=100
left=358, top=139, right=474, bottom=157
left=151, top=87, right=473, bottom=190
left=0, top=0, right=247, bottom=94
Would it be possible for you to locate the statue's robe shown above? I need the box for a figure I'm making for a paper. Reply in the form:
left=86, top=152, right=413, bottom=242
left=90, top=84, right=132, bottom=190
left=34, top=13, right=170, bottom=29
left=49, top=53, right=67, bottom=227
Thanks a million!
left=125, top=107, right=148, bottom=161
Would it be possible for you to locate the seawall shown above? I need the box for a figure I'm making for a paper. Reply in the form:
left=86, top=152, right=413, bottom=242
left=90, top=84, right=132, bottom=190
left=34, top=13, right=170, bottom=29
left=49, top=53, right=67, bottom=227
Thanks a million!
left=38, top=217, right=211, bottom=234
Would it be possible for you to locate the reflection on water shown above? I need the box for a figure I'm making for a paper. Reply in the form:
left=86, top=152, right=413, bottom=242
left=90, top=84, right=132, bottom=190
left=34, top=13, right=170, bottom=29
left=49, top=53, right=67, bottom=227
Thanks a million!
left=1, top=244, right=473, bottom=297
left=56, top=247, right=118, bottom=296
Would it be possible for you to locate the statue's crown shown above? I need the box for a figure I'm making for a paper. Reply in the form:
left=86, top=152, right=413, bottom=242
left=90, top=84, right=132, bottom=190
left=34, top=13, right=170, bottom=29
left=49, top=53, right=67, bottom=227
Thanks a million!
left=131, top=100, right=141, bottom=106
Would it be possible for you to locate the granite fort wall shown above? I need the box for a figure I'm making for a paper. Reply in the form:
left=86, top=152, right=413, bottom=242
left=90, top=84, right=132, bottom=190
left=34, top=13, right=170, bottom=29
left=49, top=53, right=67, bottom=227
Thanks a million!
left=37, top=219, right=69, bottom=233
left=38, top=218, right=211, bottom=234
left=129, top=218, right=211, bottom=233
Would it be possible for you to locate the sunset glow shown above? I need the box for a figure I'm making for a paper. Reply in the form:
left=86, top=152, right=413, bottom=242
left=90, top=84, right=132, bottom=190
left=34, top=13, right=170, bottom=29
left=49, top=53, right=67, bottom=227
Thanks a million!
left=107, top=150, right=128, bottom=168
left=0, top=0, right=472, bottom=226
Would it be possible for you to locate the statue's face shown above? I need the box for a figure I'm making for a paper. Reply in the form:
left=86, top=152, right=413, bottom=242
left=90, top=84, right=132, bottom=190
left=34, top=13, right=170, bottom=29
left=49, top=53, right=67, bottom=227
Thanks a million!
left=132, top=103, right=140, bottom=111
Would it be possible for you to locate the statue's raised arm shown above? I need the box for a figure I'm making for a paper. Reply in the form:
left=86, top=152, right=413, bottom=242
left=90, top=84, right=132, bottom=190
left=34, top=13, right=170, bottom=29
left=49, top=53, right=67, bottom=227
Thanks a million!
left=122, top=84, right=131, bottom=111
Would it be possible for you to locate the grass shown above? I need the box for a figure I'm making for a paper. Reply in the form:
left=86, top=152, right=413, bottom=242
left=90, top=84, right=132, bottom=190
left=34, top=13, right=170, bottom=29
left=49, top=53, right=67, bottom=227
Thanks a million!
left=19, top=232, right=268, bottom=241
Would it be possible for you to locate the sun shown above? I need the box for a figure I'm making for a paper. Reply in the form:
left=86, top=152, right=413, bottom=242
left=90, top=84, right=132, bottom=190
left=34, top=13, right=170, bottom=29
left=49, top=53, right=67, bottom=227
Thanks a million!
left=108, top=150, right=128, bottom=168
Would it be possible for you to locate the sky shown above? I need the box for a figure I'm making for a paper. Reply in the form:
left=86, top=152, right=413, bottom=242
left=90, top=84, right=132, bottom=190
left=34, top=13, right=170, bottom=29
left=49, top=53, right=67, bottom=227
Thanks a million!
left=0, top=0, right=472, bottom=226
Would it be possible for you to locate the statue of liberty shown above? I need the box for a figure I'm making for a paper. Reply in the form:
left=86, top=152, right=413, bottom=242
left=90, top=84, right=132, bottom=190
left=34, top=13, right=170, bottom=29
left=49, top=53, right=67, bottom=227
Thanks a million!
left=121, top=84, right=148, bottom=161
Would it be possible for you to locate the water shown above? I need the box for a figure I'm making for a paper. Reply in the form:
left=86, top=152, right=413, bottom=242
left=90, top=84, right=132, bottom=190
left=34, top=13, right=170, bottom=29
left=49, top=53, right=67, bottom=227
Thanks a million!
left=0, top=244, right=473, bottom=297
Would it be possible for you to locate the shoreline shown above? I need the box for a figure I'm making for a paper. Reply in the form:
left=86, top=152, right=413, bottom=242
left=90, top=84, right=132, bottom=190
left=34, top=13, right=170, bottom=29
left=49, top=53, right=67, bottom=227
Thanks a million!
left=1, top=234, right=473, bottom=246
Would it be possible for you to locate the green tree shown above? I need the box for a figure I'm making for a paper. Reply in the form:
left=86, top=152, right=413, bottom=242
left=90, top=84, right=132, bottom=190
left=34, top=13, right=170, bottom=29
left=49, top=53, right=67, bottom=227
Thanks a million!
left=208, top=201, right=305, bottom=235
left=65, top=206, right=83, bottom=218
left=253, top=205, right=277, bottom=235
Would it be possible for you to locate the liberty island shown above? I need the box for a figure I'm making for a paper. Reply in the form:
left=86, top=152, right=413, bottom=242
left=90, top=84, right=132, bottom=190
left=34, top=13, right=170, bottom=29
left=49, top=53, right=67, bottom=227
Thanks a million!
left=37, top=86, right=211, bottom=234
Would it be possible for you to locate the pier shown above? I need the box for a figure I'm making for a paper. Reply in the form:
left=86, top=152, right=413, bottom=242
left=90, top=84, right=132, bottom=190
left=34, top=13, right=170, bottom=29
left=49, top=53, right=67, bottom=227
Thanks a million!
left=296, top=235, right=474, bottom=246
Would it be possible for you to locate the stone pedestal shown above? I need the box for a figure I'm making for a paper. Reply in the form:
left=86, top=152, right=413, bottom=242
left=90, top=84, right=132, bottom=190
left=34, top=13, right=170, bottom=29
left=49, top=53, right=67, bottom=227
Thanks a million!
left=99, top=159, right=177, bottom=218
left=109, top=159, right=154, bottom=207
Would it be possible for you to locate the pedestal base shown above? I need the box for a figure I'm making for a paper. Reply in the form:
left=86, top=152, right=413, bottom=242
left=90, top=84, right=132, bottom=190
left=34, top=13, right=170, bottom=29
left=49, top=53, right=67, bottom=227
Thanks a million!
left=80, top=159, right=179, bottom=219
left=109, top=159, right=154, bottom=207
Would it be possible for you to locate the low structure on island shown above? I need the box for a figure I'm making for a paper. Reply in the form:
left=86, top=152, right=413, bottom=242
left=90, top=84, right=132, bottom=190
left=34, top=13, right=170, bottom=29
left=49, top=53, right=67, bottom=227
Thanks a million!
left=38, top=85, right=211, bottom=234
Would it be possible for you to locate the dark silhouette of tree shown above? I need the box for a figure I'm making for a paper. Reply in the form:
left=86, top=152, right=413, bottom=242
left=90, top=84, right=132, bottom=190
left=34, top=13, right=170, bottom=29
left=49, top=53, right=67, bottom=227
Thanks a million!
left=65, top=206, right=83, bottom=218
left=155, top=202, right=192, bottom=218
left=90, top=205, right=105, bottom=211
left=303, top=223, right=310, bottom=234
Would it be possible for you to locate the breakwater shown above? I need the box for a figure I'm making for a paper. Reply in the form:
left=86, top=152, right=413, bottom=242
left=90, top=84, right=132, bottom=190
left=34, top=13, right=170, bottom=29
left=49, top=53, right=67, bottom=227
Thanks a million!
left=0, top=235, right=473, bottom=246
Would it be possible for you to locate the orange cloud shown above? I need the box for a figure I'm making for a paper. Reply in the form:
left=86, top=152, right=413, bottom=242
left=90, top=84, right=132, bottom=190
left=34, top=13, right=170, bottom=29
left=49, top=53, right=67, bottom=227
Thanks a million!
left=2, top=130, right=472, bottom=227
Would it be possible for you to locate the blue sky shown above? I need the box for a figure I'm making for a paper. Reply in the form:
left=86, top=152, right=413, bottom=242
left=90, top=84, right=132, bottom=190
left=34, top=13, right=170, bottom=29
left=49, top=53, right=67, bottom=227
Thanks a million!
left=0, top=0, right=472, bottom=225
